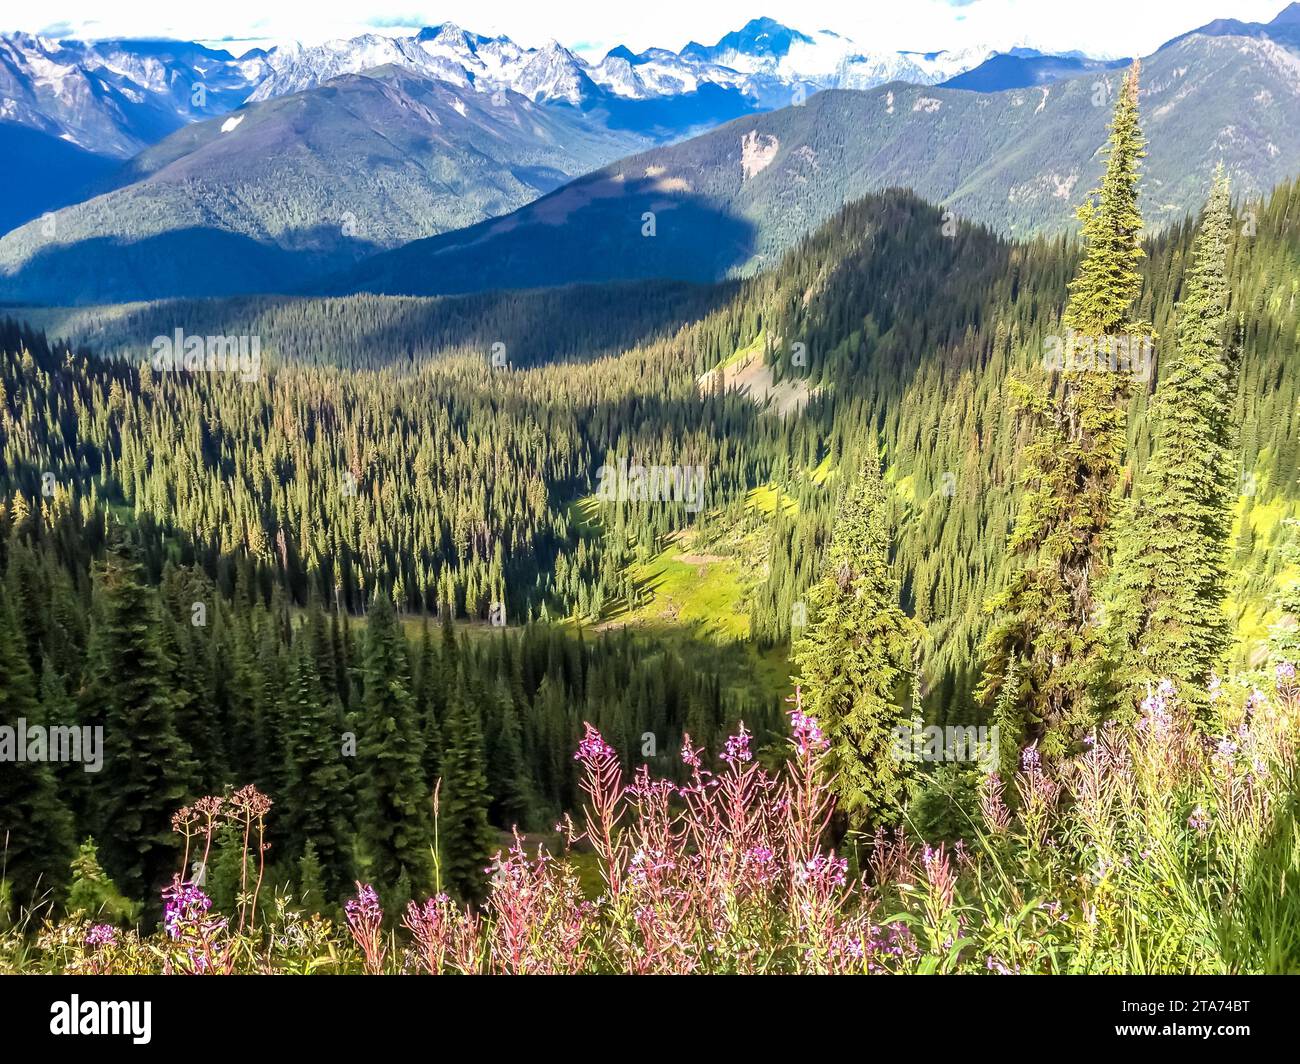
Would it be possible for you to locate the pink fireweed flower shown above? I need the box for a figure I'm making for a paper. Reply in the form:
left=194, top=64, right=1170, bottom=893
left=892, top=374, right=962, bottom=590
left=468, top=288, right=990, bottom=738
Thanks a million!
left=922, top=844, right=957, bottom=911
left=345, top=882, right=387, bottom=974
left=741, top=844, right=776, bottom=886
left=1188, top=805, right=1209, bottom=833
left=788, top=708, right=828, bottom=755
left=345, top=883, right=382, bottom=925
left=720, top=724, right=753, bottom=764
left=575, top=724, right=616, bottom=764
left=85, top=923, right=117, bottom=948
left=1277, top=662, right=1297, bottom=702
left=796, top=853, right=848, bottom=889
left=162, top=881, right=214, bottom=940
left=680, top=733, right=702, bottom=770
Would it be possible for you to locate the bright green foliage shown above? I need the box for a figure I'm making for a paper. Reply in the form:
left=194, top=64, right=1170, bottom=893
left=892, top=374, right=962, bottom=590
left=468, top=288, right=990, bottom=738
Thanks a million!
left=296, top=840, right=327, bottom=916
left=66, top=837, right=137, bottom=924
left=794, top=439, right=923, bottom=829
left=1109, top=171, right=1236, bottom=720
left=1274, top=521, right=1300, bottom=662
left=978, top=64, right=1147, bottom=757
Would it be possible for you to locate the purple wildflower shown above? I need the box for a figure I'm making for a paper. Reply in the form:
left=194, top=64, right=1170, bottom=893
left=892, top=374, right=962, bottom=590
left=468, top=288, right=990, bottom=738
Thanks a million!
left=85, top=923, right=117, bottom=948
left=720, top=724, right=753, bottom=764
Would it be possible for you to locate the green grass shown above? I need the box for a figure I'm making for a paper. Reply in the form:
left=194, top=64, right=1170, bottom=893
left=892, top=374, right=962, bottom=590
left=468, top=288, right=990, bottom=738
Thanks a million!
left=746, top=483, right=798, bottom=516
left=617, top=540, right=751, bottom=641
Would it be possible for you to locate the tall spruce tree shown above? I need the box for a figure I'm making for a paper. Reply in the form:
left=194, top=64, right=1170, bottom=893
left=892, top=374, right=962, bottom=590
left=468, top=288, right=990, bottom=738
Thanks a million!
left=437, top=683, right=495, bottom=902
left=978, top=63, right=1147, bottom=759
left=83, top=528, right=193, bottom=900
left=793, top=438, right=923, bottom=830
left=357, top=592, right=432, bottom=902
left=282, top=640, right=354, bottom=903
left=1109, top=171, right=1235, bottom=719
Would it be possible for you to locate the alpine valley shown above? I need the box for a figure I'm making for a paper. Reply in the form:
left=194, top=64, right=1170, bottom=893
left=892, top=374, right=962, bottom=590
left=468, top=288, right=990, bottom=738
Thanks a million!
left=2, top=3, right=1300, bottom=985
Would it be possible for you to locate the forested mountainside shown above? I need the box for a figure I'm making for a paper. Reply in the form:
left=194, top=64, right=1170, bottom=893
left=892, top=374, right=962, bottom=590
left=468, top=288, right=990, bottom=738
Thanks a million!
left=2, top=169, right=1298, bottom=909
left=325, top=31, right=1300, bottom=298
left=0, top=67, right=650, bottom=305
left=5, top=172, right=1299, bottom=705
left=5, top=279, right=732, bottom=370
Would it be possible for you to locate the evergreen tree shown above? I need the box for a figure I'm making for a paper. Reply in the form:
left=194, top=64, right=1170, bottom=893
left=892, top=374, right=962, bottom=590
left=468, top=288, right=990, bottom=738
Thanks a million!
left=83, top=530, right=192, bottom=900
left=66, top=837, right=137, bottom=923
left=414, top=615, right=443, bottom=778
left=1109, top=170, right=1235, bottom=719
left=978, top=63, right=1147, bottom=757
left=793, top=439, right=923, bottom=830
left=357, top=592, right=432, bottom=902
left=437, top=684, right=496, bottom=902
left=297, top=839, right=327, bottom=916
left=282, top=640, right=354, bottom=903
left=485, top=682, right=534, bottom=831
left=0, top=583, right=75, bottom=907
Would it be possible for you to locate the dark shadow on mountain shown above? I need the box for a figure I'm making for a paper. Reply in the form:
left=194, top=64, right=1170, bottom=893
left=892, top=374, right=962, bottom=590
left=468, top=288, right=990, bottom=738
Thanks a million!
left=0, top=125, right=122, bottom=237
left=312, top=177, right=760, bottom=298
left=4, top=276, right=737, bottom=372
left=0, top=225, right=388, bottom=305
left=585, top=83, right=765, bottom=139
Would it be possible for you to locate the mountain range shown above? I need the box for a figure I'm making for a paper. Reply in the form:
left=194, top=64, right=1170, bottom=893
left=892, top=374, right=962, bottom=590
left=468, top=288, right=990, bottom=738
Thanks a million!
left=0, top=17, right=1018, bottom=161
left=318, top=26, right=1300, bottom=298
left=0, top=16, right=1041, bottom=251
left=2, top=8, right=1300, bottom=304
left=0, top=66, right=649, bottom=302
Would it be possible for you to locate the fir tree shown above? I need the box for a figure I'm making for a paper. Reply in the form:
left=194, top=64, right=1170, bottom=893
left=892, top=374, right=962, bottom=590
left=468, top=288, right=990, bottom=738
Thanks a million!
left=793, top=439, right=923, bottom=830
left=357, top=592, right=432, bottom=902
left=1109, top=170, right=1235, bottom=719
left=297, top=839, right=327, bottom=916
left=978, top=63, right=1147, bottom=757
left=82, top=530, right=192, bottom=900
left=414, top=615, right=443, bottom=778
left=66, top=837, right=137, bottom=924
left=282, top=640, right=354, bottom=903
left=485, top=682, right=534, bottom=831
left=437, top=685, right=495, bottom=902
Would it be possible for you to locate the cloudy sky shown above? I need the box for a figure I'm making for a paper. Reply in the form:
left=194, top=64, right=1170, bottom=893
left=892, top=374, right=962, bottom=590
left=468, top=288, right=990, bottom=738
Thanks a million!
left=13, top=0, right=1291, bottom=60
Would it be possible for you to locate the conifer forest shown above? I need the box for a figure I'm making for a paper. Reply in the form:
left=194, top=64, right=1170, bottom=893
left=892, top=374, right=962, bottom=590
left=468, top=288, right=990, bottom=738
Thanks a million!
left=2, top=2, right=1300, bottom=1023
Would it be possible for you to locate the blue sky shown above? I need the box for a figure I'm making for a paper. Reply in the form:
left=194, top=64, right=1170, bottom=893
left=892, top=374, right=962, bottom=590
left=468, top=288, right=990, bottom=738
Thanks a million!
left=11, top=0, right=1292, bottom=60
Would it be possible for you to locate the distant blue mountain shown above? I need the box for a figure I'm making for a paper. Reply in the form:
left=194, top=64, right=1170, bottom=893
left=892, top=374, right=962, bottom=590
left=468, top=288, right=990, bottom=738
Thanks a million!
left=1163, top=1, right=1300, bottom=49
left=681, top=17, right=816, bottom=63
left=0, top=124, right=120, bottom=234
left=941, top=51, right=1126, bottom=92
